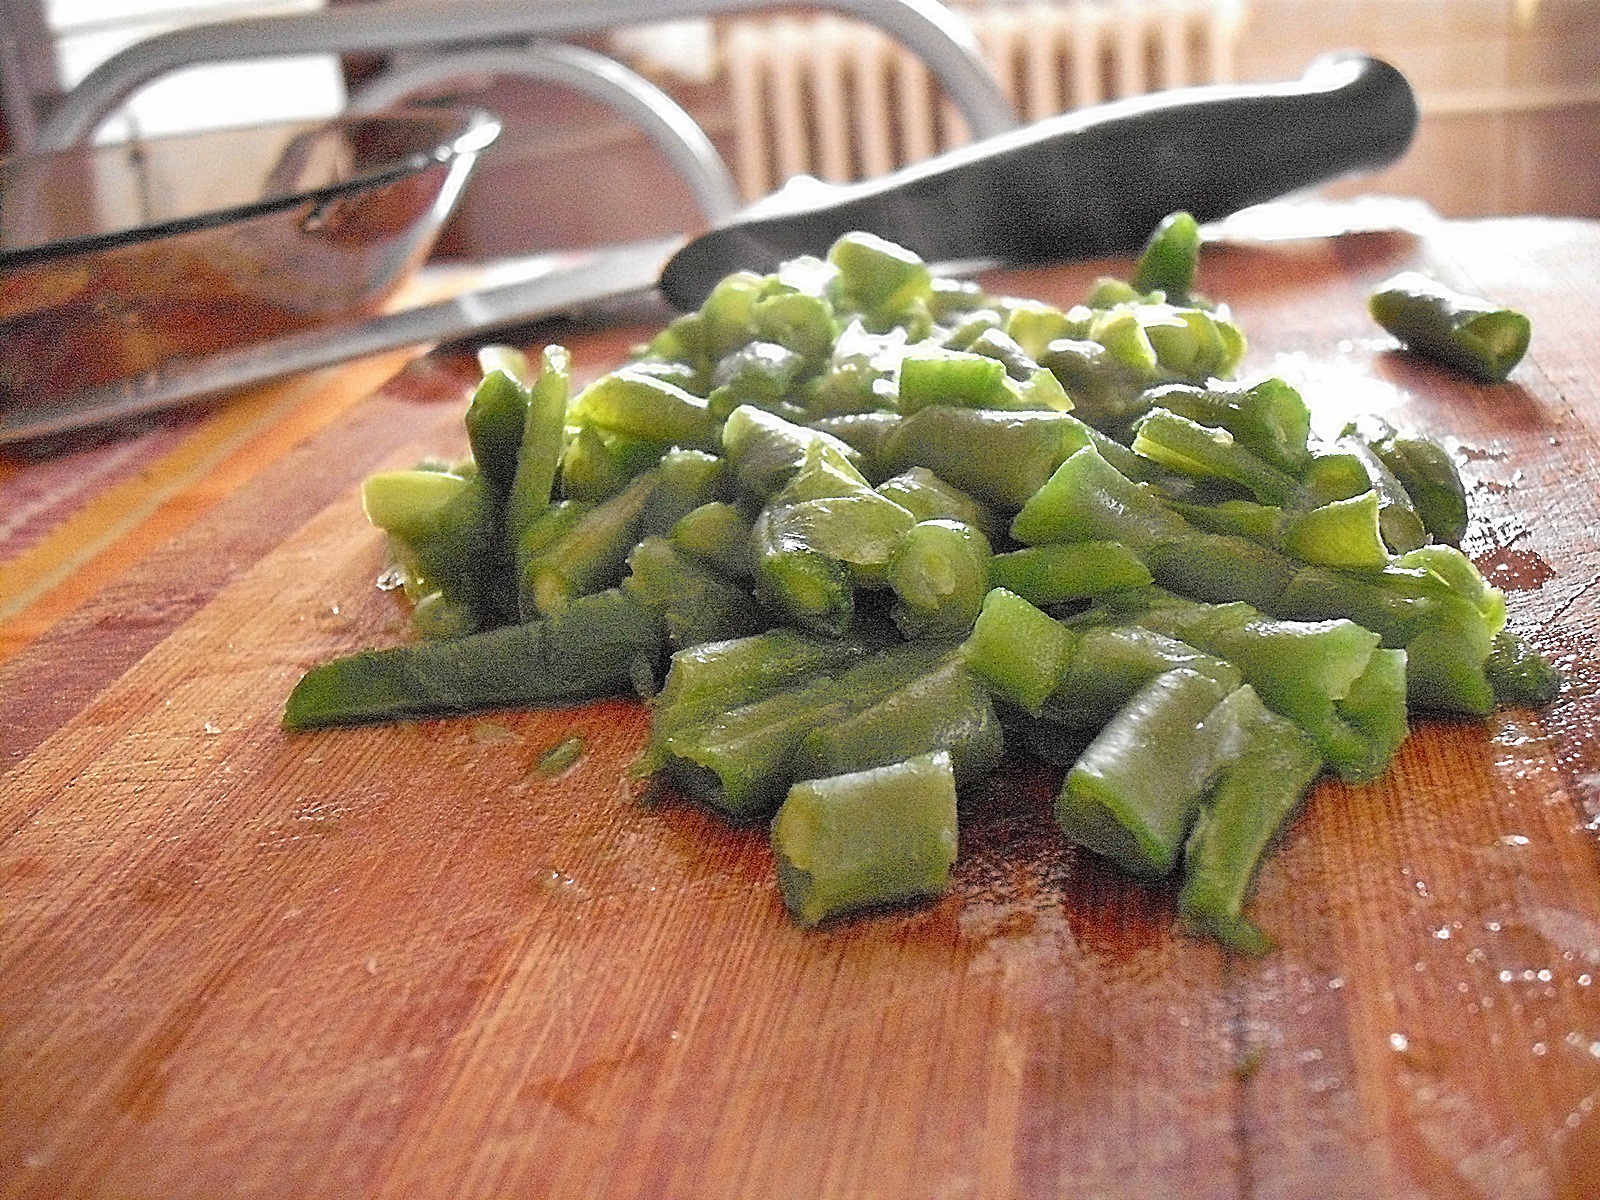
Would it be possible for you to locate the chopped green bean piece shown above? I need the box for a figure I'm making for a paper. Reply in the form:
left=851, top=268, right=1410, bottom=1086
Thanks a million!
left=624, top=536, right=763, bottom=650
left=1045, top=624, right=1240, bottom=732
left=665, top=641, right=947, bottom=819
left=1485, top=630, right=1563, bottom=707
left=988, top=541, right=1152, bottom=606
left=772, top=751, right=958, bottom=927
left=1010, top=445, right=1188, bottom=551
left=723, top=405, right=861, bottom=499
left=669, top=500, right=755, bottom=579
left=643, top=628, right=880, bottom=773
left=888, top=519, right=992, bottom=638
left=960, top=587, right=1078, bottom=714
left=1131, top=211, right=1201, bottom=301
left=896, top=348, right=1009, bottom=414
left=875, top=466, right=1000, bottom=542
left=794, top=656, right=1001, bottom=785
left=1131, top=407, right=1300, bottom=505
left=1057, top=668, right=1233, bottom=879
left=1369, top=271, right=1531, bottom=382
left=569, top=369, right=719, bottom=450
left=1282, top=491, right=1391, bottom=569
left=1344, top=415, right=1468, bottom=547
left=1178, top=685, right=1323, bottom=952
left=504, top=345, right=571, bottom=550
left=520, top=471, right=657, bottom=619
left=808, top=412, right=903, bottom=477
left=1142, top=378, right=1311, bottom=474
left=828, top=231, right=933, bottom=321
left=464, top=369, right=529, bottom=495
left=283, top=588, right=663, bottom=729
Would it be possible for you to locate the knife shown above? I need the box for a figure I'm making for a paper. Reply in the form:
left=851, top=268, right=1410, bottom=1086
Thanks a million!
left=0, top=53, right=1416, bottom=444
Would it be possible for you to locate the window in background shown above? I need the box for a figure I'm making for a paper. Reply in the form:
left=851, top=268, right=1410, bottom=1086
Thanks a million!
left=43, top=0, right=345, bottom=143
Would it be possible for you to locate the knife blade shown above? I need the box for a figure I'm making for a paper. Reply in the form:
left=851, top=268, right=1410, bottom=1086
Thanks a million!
left=0, top=53, right=1416, bottom=444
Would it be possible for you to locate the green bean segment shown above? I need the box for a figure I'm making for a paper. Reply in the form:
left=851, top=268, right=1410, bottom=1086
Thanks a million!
left=772, top=751, right=958, bottom=927
left=1369, top=271, right=1531, bottom=382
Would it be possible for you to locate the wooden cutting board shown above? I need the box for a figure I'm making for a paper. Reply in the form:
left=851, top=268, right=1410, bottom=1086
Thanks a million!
left=3, top=214, right=1599, bottom=1200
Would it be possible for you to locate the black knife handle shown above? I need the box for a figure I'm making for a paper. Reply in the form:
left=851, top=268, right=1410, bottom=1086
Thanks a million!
left=659, top=53, right=1417, bottom=309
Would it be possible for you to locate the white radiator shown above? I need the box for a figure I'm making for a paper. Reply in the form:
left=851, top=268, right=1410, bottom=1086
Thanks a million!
left=722, top=0, right=1243, bottom=200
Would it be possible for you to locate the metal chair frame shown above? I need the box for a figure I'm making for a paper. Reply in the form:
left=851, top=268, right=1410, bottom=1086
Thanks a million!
left=28, top=0, right=1017, bottom=223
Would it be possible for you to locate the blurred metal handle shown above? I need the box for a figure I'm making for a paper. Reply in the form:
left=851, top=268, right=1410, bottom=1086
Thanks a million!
left=347, top=41, right=742, bottom=225
left=35, top=0, right=1017, bottom=156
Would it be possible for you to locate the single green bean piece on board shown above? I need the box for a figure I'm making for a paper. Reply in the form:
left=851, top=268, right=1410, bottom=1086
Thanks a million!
left=1369, top=270, right=1531, bottom=382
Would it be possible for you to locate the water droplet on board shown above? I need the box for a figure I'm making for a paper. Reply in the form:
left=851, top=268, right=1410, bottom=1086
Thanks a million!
left=537, top=735, right=586, bottom=776
left=470, top=720, right=522, bottom=746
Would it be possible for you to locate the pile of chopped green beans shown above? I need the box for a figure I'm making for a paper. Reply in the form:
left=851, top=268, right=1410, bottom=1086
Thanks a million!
left=284, top=213, right=1557, bottom=951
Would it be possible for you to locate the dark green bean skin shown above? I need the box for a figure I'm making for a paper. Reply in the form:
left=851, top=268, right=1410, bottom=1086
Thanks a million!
left=1344, top=415, right=1468, bottom=547
left=520, top=471, right=658, bottom=619
left=793, top=655, right=1001, bottom=785
left=642, top=628, right=882, bottom=773
left=1369, top=271, right=1531, bottom=382
left=504, top=346, right=571, bottom=552
left=282, top=588, right=664, bottom=729
left=664, top=641, right=948, bottom=820
left=1044, top=625, right=1239, bottom=732
left=1485, top=630, right=1563, bottom=707
left=623, top=536, right=763, bottom=651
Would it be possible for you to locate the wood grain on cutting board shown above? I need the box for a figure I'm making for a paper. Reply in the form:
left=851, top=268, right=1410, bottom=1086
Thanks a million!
left=2, top=218, right=1598, bottom=1200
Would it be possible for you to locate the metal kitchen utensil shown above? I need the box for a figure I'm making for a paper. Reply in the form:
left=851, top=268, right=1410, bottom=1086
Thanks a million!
left=0, top=55, right=1417, bottom=444
left=0, top=106, right=499, bottom=421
